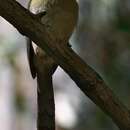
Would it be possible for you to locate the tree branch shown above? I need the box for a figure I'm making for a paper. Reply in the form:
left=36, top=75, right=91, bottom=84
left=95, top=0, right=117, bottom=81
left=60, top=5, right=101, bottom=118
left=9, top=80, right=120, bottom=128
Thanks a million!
left=0, top=0, right=130, bottom=129
left=35, top=48, right=57, bottom=130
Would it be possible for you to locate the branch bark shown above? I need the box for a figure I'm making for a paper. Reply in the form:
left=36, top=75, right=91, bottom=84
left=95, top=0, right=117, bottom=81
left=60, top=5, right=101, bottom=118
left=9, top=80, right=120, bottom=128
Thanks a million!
left=0, top=0, right=130, bottom=129
left=37, top=74, right=55, bottom=130
left=35, top=48, right=57, bottom=130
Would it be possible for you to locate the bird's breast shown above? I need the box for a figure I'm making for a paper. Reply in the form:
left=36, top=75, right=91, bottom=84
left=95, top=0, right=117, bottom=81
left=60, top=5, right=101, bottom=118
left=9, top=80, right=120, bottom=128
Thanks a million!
left=41, top=7, right=78, bottom=41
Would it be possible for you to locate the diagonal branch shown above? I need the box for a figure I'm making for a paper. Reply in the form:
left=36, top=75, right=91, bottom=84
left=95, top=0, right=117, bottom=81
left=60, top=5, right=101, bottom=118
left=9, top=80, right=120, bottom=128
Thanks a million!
left=0, top=0, right=130, bottom=129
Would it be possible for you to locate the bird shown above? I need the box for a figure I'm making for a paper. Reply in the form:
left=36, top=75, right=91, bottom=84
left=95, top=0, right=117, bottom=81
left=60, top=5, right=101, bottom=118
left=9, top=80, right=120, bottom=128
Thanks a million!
left=27, top=0, right=79, bottom=78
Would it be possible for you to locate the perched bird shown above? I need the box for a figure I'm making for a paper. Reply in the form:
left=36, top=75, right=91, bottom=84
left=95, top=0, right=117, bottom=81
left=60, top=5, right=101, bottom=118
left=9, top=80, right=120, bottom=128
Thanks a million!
left=27, top=0, right=79, bottom=78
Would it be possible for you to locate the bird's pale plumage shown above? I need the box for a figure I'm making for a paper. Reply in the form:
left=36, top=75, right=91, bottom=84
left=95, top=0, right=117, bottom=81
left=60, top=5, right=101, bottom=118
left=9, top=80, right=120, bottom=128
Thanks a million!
left=27, top=0, right=78, bottom=78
